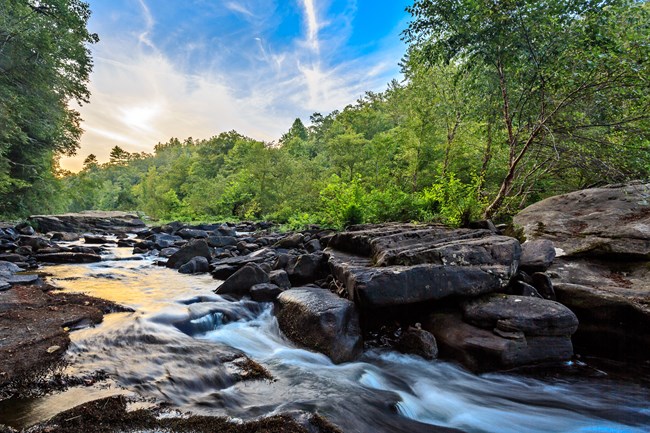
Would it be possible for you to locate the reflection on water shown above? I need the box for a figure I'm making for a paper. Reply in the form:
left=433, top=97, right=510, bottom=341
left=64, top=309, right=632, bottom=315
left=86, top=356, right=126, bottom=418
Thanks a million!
left=2, top=247, right=649, bottom=432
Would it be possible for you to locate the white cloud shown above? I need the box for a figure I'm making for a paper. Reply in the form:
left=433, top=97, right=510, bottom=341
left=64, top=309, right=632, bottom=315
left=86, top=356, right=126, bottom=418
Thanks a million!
left=225, top=2, right=254, bottom=17
left=60, top=0, right=404, bottom=171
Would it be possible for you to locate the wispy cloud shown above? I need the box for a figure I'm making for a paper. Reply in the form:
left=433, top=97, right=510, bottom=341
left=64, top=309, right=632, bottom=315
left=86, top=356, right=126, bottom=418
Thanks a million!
left=60, top=0, right=405, bottom=171
left=301, top=0, right=320, bottom=53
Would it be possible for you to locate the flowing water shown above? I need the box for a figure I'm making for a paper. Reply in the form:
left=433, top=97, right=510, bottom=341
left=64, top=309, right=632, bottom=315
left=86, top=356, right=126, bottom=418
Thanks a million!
left=2, top=246, right=649, bottom=432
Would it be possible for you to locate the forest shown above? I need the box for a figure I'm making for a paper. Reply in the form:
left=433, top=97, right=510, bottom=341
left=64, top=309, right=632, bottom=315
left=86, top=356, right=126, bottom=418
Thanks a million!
left=1, top=0, right=648, bottom=228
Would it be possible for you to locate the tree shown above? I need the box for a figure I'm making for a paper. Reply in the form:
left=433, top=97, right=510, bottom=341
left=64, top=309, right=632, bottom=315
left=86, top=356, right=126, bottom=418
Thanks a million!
left=109, top=146, right=131, bottom=165
left=404, top=0, right=650, bottom=218
left=0, top=0, right=98, bottom=217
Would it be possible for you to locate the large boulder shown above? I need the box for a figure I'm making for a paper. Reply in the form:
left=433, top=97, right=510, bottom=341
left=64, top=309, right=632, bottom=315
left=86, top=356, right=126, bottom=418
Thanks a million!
left=276, top=287, right=362, bottom=363
left=166, top=239, right=212, bottom=269
left=513, top=182, right=649, bottom=259
left=325, top=224, right=521, bottom=309
left=513, top=182, right=649, bottom=360
left=425, top=312, right=575, bottom=372
left=215, top=263, right=269, bottom=296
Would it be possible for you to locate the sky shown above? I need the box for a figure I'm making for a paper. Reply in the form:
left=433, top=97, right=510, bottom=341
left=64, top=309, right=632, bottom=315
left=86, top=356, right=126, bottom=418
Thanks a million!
left=61, top=0, right=412, bottom=171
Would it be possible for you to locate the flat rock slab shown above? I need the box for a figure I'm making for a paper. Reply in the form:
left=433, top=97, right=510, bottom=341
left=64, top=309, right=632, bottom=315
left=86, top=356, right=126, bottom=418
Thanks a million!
left=35, top=252, right=102, bottom=264
left=29, top=211, right=146, bottom=234
left=325, top=224, right=520, bottom=309
left=425, top=312, right=574, bottom=372
left=0, top=286, right=115, bottom=386
left=513, top=182, right=650, bottom=259
left=462, top=294, right=578, bottom=336
left=276, top=287, right=362, bottom=363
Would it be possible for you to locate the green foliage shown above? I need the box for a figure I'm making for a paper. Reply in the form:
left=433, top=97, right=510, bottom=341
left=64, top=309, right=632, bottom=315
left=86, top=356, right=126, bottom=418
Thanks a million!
left=418, top=174, right=486, bottom=227
left=0, top=0, right=97, bottom=218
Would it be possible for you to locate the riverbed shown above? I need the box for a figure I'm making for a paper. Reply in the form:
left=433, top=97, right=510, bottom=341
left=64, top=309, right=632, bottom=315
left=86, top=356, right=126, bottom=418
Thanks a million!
left=2, top=246, right=649, bottom=432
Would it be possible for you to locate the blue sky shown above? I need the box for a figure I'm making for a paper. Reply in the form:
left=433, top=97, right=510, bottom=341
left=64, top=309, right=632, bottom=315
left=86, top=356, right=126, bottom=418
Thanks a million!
left=63, top=0, right=412, bottom=170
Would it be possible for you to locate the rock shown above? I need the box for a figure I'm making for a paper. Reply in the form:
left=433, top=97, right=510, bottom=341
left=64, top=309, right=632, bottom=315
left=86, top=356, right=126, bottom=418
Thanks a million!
left=214, top=224, right=237, bottom=237
left=166, top=239, right=212, bottom=269
left=29, top=211, right=146, bottom=234
left=0, top=261, right=21, bottom=274
left=84, top=234, right=114, bottom=244
left=177, top=228, right=209, bottom=239
left=305, top=238, right=322, bottom=253
left=19, top=235, right=52, bottom=251
left=520, top=239, right=556, bottom=272
left=396, top=327, right=438, bottom=360
left=178, top=256, right=210, bottom=274
left=325, top=224, right=521, bottom=309
left=276, top=287, right=362, bottom=363
left=549, top=258, right=650, bottom=359
left=287, top=253, right=325, bottom=285
left=462, top=294, right=578, bottom=337
left=467, top=219, right=497, bottom=232
left=513, top=182, right=650, bottom=259
left=159, top=247, right=179, bottom=258
left=250, top=283, right=283, bottom=302
left=147, top=233, right=181, bottom=249
left=531, top=272, right=556, bottom=300
left=425, top=312, right=575, bottom=372
left=513, top=281, right=542, bottom=298
left=274, top=233, right=304, bottom=248
left=0, top=253, right=27, bottom=263
left=15, top=223, right=35, bottom=236
left=269, top=269, right=291, bottom=289
left=237, top=241, right=259, bottom=253
left=207, top=236, right=238, bottom=248
left=514, top=182, right=650, bottom=360
left=49, top=231, right=80, bottom=242
left=215, top=263, right=269, bottom=296
left=211, top=264, right=239, bottom=280
left=35, top=252, right=102, bottom=263
left=326, top=249, right=515, bottom=309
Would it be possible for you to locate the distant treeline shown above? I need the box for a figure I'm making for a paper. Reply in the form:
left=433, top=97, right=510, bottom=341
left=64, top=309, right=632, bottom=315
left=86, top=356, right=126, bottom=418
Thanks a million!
left=1, top=0, right=648, bottom=225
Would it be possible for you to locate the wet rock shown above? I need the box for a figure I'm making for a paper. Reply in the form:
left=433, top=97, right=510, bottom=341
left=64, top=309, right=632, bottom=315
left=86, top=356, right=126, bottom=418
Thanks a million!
left=250, top=283, right=283, bottom=302
left=207, top=235, right=238, bottom=248
left=147, top=233, right=181, bottom=249
left=396, top=327, right=438, bottom=360
left=166, top=239, right=212, bottom=269
left=550, top=258, right=650, bottom=359
left=29, top=211, right=146, bottom=234
left=211, top=264, right=239, bottom=280
left=426, top=312, right=575, bottom=372
left=276, top=287, right=362, bottom=363
left=326, top=224, right=521, bottom=309
left=215, top=263, right=269, bottom=296
left=462, top=294, right=578, bottom=337
left=274, top=233, right=304, bottom=248
left=159, top=247, right=180, bottom=258
left=35, top=252, right=102, bottom=264
left=287, top=253, right=326, bottom=285
left=19, top=235, right=52, bottom=251
left=214, top=224, right=237, bottom=237
left=84, top=234, right=114, bottom=244
left=16, top=223, right=35, bottom=236
left=270, top=269, right=291, bottom=289
left=49, top=231, right=80, bottom=242
left=178, top=256, right=210, bottom=274
left=178, top=228, right=209, bottom=239
left=0, top=254, right=27, bottom=263
left=520, top=239, right=556, bottom=272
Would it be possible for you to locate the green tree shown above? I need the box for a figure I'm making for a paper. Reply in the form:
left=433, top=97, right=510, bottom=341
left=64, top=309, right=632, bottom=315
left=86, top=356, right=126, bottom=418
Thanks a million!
left=0, top=0, right=98, bottom=217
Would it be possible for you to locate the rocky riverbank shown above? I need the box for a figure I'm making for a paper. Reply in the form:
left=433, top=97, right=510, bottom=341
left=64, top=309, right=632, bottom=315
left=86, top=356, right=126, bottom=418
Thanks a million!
left=0, top=182, right=648, bottom=430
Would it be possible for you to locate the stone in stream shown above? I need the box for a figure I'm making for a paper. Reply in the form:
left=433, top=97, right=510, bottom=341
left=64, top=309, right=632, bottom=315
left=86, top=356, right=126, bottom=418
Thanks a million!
left=276, top=287, right=362, bottom=363
left=395, top=326, right=438, bottom=360
left=269, top=269, right=291, bottom=289
left=177, top=228, right=209, bottom=239
left=35, top=252, right=101, bottom=264
left=274, top=233, right=304, bottom=249
left=425, top=311, right=575, bottom=372
left=178, top=256, right=210, bottom=274
left=250, top=283, right=283, bottom=302
left=286, top=253, right=326, bottom=285
left=215, top=263, right=270, bottom=296
left=166, top=239, right=212, bottom=269
left=325, top=224, right=521, bottom=309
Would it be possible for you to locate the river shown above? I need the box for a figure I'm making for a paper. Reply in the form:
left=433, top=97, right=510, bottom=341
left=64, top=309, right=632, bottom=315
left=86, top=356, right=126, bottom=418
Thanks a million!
left=2, top=246, right=649, bottom=432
